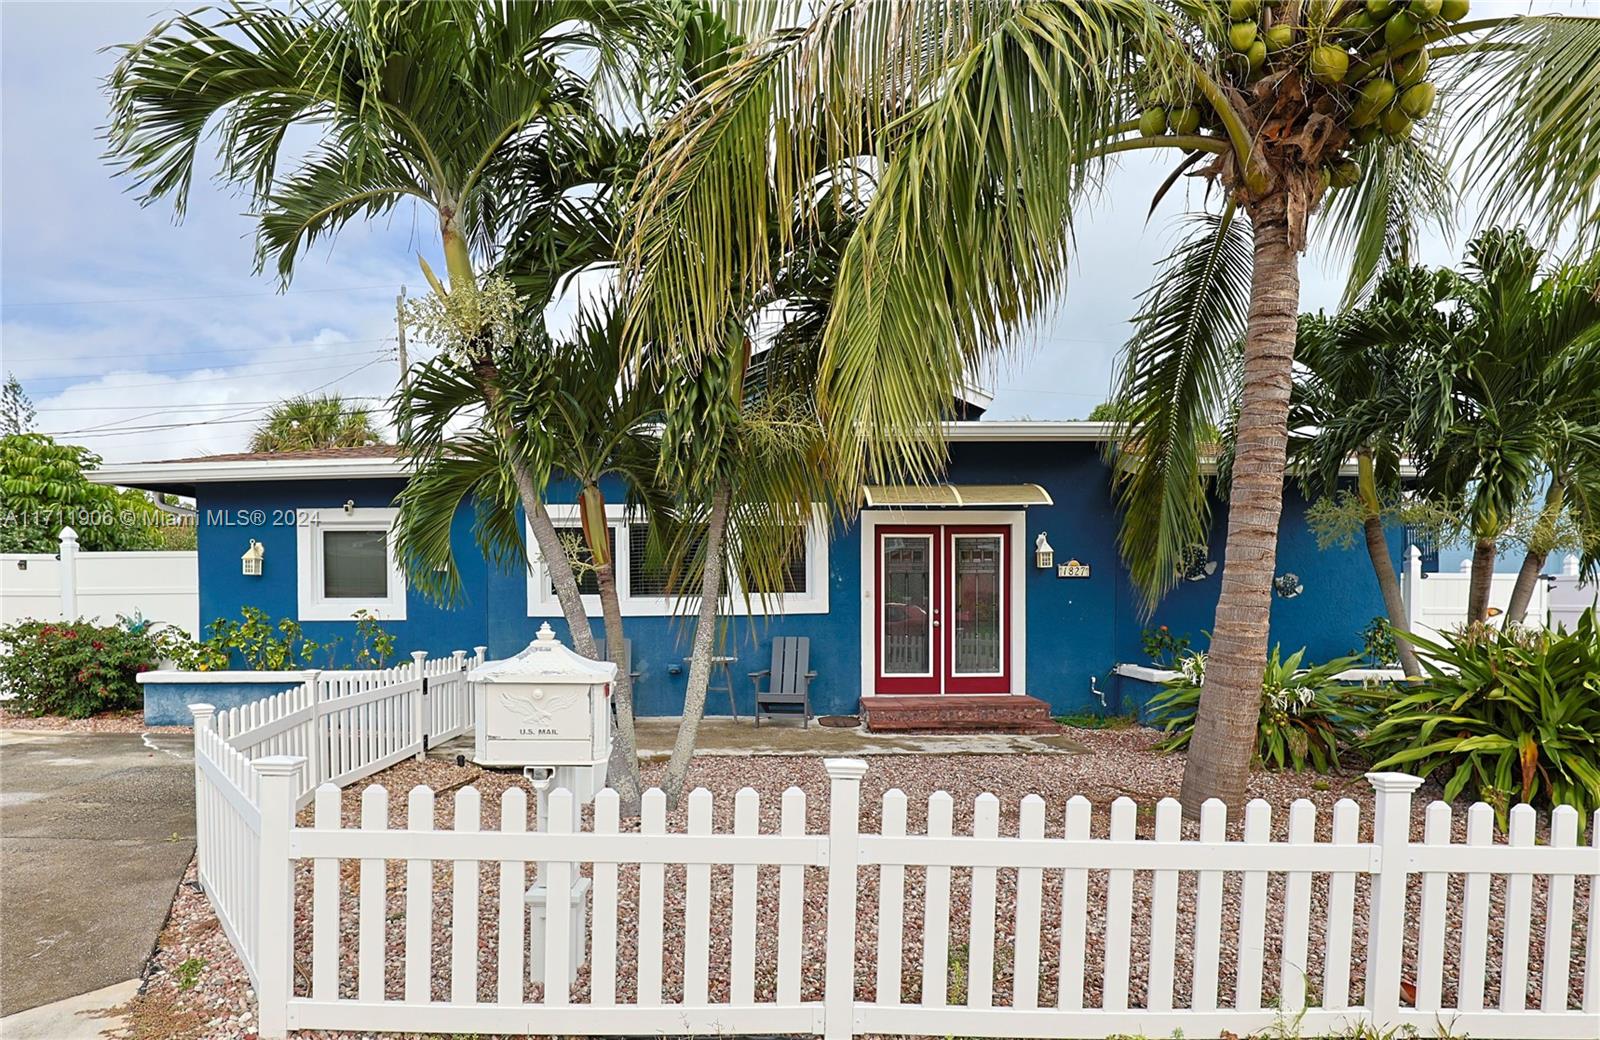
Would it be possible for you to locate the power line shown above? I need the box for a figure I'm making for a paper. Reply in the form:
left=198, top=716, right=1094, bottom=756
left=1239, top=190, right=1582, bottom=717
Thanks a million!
left=23, top=345, right=394, bottom=382
left=36, top=395, right=386, bottom=413
left=4, top=336, right=397, bottom=365
left=1, top=282, right=401, bottom=309
left=27, top=353, right=395, bottom=393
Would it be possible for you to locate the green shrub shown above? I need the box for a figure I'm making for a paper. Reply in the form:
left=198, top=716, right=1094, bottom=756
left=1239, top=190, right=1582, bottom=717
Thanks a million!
left=179, top=606, right=397, bottom=671
left=0, top=618, right=173, bottom=717
left=1364, top=609, right=1600, bottom=819
left=1148, top=646, right=1364, bottom=772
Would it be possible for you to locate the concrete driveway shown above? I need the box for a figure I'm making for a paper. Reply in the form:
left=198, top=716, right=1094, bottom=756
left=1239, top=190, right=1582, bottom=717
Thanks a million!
left=0, top=729, right=194, bottom=1017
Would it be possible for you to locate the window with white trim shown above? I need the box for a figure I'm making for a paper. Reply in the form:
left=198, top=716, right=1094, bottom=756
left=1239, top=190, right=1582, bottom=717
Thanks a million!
left=296, top=507, right=407, bottom=620
left=527, top=505, right=829, bottom=616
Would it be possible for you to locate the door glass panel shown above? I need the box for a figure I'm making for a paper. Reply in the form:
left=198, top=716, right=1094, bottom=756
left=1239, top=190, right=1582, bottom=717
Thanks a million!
left=952, top=536, right=1002, bottom=674
left=882, top=536, right=931, bottom=675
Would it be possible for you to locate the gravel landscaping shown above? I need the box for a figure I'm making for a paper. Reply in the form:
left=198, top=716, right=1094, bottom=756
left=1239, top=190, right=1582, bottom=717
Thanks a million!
left=119, top=727, right=1592, bottom=1040
left=0, top=705, right=187, bottom=734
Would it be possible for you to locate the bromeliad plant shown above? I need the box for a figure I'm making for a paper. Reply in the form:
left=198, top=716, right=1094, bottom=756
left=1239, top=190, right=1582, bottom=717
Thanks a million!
left=1363, top=609, right=1600, bottom=820
left=1149, top=646, right=1364, bottom=773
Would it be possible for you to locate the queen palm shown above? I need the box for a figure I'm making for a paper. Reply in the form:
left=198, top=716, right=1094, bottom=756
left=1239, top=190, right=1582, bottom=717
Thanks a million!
left=623, top=1, right=1600, bottom=812
left=103, top=0, right=669, bottom=677
left=248, top=393, right=383, bottom=453
left=1288, top=266, right=1456, bottom=677
left=1412, top=229, right=1600, bottom=625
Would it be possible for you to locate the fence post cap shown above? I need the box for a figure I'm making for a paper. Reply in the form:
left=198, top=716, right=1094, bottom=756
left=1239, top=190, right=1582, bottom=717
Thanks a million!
left=473, top=645, right=488, bottom=656
left=253, top=755, right=308, bottom=777
left=1405, top=544, right=1421, bottom=561
left=58, top=526, right=78, bottom=544
left=410, top=650, right=429, bottom=662
left=300, top=668, right=321, bottom=681
left=188, top=702, right=216, bottom=722
left=1364, top=771, right=1425, bottom=794
left=822, top=757, right=869, bottom=781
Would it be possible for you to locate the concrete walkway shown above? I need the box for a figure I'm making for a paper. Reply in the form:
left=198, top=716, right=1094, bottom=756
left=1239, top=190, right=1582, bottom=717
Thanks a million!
left=0, top=729, right=195, bottom=1017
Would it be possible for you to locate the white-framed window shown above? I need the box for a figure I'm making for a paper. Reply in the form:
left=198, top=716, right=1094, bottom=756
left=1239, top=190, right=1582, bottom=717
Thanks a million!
left=526, top=504, right=829, bottom=617
left=296, top=507, right=408, bottom=621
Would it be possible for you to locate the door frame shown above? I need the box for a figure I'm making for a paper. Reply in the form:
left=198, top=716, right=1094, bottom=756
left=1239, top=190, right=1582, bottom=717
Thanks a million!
left=860, top=509, right=1027, bottom=697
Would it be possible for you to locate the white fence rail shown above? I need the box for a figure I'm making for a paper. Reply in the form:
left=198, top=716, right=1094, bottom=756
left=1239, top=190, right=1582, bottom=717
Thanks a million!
left=195, top=746, right=1596, bottom=1040
left=0, top=528, right=198, bottom=635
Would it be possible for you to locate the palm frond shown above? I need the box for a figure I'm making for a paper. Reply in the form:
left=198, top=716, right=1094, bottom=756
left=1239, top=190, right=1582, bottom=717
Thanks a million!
left=1109, top=206, right=1254, bottom=611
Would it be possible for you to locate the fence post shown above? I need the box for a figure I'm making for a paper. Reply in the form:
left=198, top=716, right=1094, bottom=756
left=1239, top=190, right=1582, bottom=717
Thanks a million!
left=301, top=670, right=322, bottom=784
left=410, top=651, right=428, bottom=759
left=822, top=758, right=868, bottom=1040
left=473, top=645, right=487, bottom=666
left=254, top=755, right=306, bottom=1040
left=1364, top=771, right=1424, bottom=1028
left=57, top=526, right=79, bottom=619
left=1402, top=545, right=1421, bottom=629
left=188, top=704, right=216, bottom=883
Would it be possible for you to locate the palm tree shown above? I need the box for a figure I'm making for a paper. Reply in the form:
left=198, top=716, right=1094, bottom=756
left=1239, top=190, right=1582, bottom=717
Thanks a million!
left=1289, top=267, right=1458, bottom=677
left=248, top=393, right=383, bottom=453
left=1412, top=229, right=1600, bottom=625
left=621, top=1, right=1600, bottom=812
left=103, top=0, right=668, bottom=673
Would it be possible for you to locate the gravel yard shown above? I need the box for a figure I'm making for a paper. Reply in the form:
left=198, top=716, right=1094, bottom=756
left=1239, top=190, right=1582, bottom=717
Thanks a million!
left=0, top=706, right=186, bottom=734
left=118, top=728, right=1592, bottom=1040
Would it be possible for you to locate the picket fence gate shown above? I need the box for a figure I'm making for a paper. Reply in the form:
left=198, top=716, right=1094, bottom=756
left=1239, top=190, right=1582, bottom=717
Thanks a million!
left=189, top=714, right=1599, bottom=1040
left=189, top=647, right=479, bottom=989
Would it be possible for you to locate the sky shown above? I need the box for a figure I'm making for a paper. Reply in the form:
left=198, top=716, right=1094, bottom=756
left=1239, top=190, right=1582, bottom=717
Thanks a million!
left=0, top=0, right=1576, bottom=463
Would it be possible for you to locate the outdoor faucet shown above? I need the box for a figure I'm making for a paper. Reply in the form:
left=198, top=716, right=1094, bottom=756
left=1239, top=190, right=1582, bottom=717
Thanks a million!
left=1089, top=674, right=1106, bottom=707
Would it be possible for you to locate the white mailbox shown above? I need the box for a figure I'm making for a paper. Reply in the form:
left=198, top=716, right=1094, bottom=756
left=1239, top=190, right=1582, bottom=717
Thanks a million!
left=468, top=623, right=615, bottom=778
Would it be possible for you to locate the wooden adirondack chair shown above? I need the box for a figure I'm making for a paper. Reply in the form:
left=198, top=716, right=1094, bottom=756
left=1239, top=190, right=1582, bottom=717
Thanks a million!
left=749, top=636, right=815, bottom=726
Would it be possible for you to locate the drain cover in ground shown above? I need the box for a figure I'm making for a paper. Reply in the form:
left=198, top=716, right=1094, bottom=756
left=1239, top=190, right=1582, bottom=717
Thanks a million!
left=818, top=715, right=859, bottom=728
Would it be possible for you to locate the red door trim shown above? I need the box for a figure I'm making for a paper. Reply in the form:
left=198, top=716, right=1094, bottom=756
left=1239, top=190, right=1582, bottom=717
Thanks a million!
left=944, top=526, right=1011, bottom=694
left=874, top=526, right=941, bottom=694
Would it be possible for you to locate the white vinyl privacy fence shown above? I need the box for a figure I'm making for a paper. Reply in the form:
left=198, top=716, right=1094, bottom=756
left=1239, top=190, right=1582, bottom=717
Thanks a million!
left=190, top=713, right=1597, bottom=1039
left=0, top=528, right=198, bottom=634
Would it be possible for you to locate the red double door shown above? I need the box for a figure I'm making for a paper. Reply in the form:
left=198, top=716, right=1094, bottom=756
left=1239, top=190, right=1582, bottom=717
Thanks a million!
left=874, top=525, right=1010, bottom=695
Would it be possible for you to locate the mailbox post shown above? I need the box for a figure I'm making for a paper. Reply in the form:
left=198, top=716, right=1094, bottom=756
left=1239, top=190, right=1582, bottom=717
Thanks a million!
left=467, top=623, right=617, bottom=985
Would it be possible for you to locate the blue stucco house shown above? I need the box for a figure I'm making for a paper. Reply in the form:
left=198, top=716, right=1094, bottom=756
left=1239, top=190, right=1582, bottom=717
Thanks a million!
left=97, top=421, right=1398, bottom=727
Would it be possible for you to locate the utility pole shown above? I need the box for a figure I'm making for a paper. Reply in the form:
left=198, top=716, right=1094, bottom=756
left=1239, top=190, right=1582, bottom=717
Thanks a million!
left=395, top=285, right=410, bottom=438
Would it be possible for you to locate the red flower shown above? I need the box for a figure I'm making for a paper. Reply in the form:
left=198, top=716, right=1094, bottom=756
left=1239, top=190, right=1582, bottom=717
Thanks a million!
left=64, top=629, right=78, bottom=639
left=1159, top=625, right=1169, bottom=632
left=92, top=640, right=104, bottom=650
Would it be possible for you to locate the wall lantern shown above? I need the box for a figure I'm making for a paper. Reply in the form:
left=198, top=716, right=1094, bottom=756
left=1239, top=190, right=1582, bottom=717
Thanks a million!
left=1034, top=532, right=1055, bottom=570
left=242, top=539, right=265, bottom=576
left=343, top=499, right=357, bottom=515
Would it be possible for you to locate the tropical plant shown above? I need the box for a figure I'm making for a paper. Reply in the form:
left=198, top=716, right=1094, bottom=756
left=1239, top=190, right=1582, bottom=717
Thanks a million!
left=247, top=393, right=383, bottom=453
left=1358, top=615, right=1399, bottom=669
left=1364, top=609, right=1600, bottom=821
left=0, top=433, right=177, bottom=552
left=0, top=618, right=168, bottom=717
left=1289, top=265, right=1457, bottom=676
left=621, top=0, right=1600, bottom=812
left=1148, top=646, right=1365, bottom=774
left=1410, top=230, right=1600, bottom=625
left=1139, top=624, right=1191, bottom=667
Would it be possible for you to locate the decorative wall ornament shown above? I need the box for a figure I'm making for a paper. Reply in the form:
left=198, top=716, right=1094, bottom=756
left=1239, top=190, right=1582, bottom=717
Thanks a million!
left=1181, top=544, right=1217, bottom=582
left=1274, top=572, right=1304, bottom=599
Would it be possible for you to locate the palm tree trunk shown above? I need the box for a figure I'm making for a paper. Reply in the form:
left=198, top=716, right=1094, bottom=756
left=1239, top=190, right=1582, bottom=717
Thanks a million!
left=1466, top=536, right=1498, bottom=624
left=1505, top=479, right=1563, bottom=625
left=661, top=482, right=732, bottom=808
left=1179, top=195, right=1298, bottom=817
left=521, top=492, right=598, bottom=657
left=1355, top=454, right=1420, bottom=677
left=593, top=559, right=643, bottom=814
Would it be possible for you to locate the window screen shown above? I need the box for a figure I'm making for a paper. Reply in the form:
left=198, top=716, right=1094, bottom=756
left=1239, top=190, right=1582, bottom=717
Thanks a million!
left=629, top=523, right=704, bottom=598
left=743, top=529, right=808, bottom=595
left=322, top=529, right=389, bottom=599
left=552, top=526, right=614, bottom=596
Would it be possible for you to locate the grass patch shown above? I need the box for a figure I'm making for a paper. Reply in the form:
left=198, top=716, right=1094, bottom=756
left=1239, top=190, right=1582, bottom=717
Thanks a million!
left=1054, top=710, right=1139, bottom=730
left=173, top=957, right=205, bottom=992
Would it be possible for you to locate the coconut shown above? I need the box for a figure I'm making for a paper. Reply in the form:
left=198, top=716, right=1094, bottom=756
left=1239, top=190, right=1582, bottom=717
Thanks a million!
left=1139, top=107, right=1169, bottom=137
left=1229, top=20, right=1259, bottom=52
left=1440, top=0, right=1470, bottom=20
left=1350, top=77, right=1397, bottom=125
left=1408, top=0, right=1443, bottom=18
left=1229, top=0, right=1259, bottom=19
left=1342, top=10, right=1380, bottom=37
left=1264, top=23, right=1295, bottom=51
left=1394, top=47, right=1429, bottom=87
left=1246, top=40, right=1268, bottom=71
left=1329, top=158, right=1362, bottom=188
left=1367, top=0, right=1396, bottom=15
left=1351, top=124, right=1382, bottom=146
left=1310, top=45, right=1351, bottom=84
left=1385, top=11, right=1418, bottom=47
left=1380, top=105, right=1413, bottom=137
left=1169, top=106, right=1202, bottom=135
left=1399, top=80, right=1437, bottom=119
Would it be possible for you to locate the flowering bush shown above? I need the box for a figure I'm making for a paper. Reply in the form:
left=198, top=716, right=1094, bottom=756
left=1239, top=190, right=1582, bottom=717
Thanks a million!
left=1147, top=645, right=1364, bottom=772
left=0, top=618, right=175, bottom=717
left=1139, top=624, right=1192, bottom=666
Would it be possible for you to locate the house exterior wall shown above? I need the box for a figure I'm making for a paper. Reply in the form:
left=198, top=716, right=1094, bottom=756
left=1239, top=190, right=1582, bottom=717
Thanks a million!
left=187, top=442, right=1395, bottom=717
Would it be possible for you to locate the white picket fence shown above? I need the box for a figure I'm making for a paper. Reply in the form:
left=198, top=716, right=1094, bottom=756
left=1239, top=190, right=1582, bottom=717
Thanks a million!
left=189, top=649, right=480, bottom=985
left=191, top=733, right=1598, bottom=1040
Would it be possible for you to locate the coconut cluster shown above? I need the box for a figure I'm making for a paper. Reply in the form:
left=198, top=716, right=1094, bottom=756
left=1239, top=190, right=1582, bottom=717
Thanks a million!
left=1137, top=0, right=1467, bottom=191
